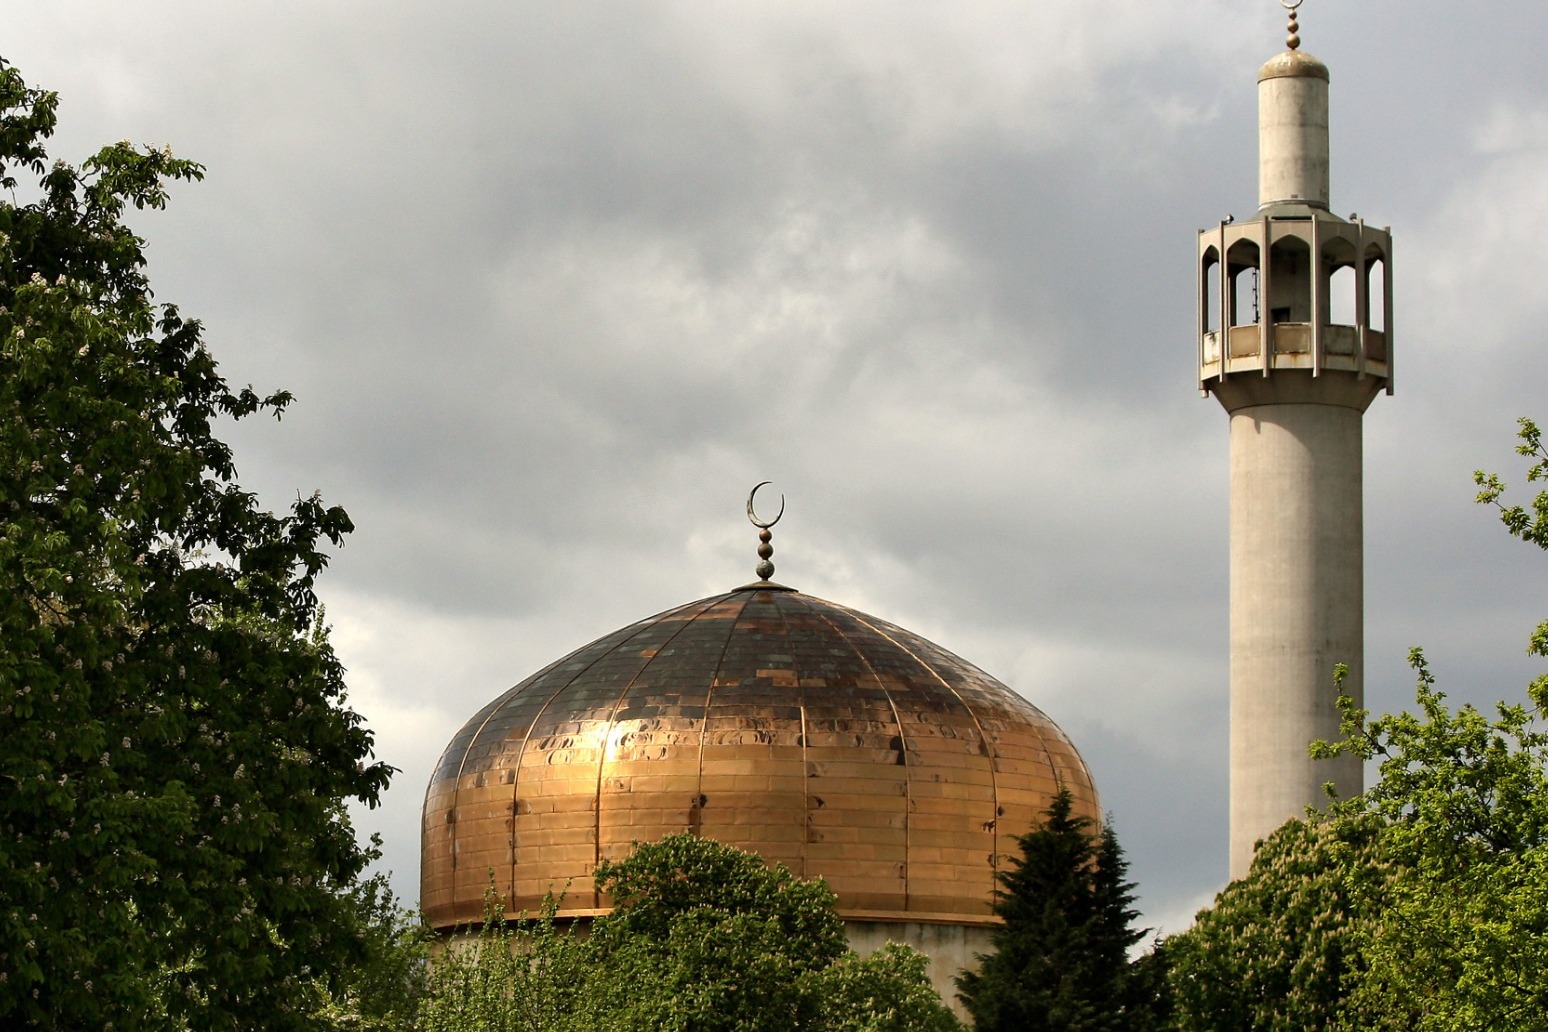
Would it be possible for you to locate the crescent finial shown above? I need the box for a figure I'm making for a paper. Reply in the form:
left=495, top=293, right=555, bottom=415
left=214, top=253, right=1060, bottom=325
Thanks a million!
left=746, top=482, right=784, bottom=583
left=746, top=481, right=785, bottom=529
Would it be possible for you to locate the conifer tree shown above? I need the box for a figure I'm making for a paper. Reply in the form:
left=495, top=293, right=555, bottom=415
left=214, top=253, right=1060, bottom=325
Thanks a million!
left=955, top=791, right=1161, bottom=1032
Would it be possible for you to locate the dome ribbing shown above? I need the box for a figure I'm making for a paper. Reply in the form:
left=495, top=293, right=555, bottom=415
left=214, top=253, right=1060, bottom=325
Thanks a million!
left=422, top=584, right=1097, bottom=930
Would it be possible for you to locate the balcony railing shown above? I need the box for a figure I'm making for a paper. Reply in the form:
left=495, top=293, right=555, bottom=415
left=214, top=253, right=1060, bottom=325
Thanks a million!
left=1200, top=322, right=1389, bottom=381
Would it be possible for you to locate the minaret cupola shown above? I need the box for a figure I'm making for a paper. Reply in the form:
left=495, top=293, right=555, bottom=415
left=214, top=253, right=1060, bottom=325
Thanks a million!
left=1198, top=1, right=1392, bottom=407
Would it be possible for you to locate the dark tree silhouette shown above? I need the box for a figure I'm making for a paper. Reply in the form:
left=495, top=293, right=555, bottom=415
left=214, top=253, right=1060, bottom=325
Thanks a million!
left=956, top=791, right=1163, bottom=1031
left=0, top=59, right=391, bottom=1029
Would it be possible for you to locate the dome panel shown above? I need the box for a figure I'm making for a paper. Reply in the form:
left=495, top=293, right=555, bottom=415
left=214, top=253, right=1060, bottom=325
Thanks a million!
left=422, top=586, right=1098, bottom=930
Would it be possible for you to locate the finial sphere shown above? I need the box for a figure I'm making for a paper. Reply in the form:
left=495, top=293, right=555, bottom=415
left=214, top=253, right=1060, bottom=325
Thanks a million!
left=1282, top=0, right=1302, bottom=50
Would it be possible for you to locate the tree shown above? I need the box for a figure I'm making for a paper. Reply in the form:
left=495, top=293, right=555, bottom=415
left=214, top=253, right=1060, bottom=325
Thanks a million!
left=1475, top=415, right=1548, bottom=692
left=1163, top=813, right=1400, bottom=1032
left=807, top=942, right=969, bottom=1032
left=1168, top=654, right=1548, bottom=1032
left=0, top=58, right=392, bottom=1029
left=955, top=791, right=1162, bottom=1031
left=1323, top=652, right=1548, bottom=1030
left=1322, top=419, right=1548, bottom=1028
left=313, top=876, right=433, bottom=1032
left=417, top=834, right=964, bottom=1032
left=586, top=832, right=852, bottom=1031
left=418, top=893, right=598, bottom=1032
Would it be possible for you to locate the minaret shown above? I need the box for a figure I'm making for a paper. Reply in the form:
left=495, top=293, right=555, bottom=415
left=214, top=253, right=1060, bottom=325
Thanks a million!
left=1197, top=2, right=1393, bottom=879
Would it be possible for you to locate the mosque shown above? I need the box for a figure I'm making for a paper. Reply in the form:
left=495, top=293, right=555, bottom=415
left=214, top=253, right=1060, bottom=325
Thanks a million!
left=421, top=0, right=1390, bottom=1001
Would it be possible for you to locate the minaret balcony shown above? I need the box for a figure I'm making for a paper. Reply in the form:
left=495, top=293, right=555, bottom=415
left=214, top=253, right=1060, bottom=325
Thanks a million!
left=1200, top=321, right=1389, bottom=383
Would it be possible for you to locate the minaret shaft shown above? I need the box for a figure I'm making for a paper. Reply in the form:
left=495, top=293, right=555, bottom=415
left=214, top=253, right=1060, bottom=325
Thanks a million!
left=1226, top=401, right=1363, bottom=877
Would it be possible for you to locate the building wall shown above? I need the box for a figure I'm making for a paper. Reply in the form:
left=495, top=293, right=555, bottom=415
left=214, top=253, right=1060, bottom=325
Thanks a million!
left=844, top=919, right=993, bottom=1021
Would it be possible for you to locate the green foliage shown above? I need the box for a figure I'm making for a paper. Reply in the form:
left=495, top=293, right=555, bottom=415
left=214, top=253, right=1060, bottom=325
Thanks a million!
left=0, top=58, right=392, bottom=1029
left=1168, top=651, right=1548, bottom=1031
left=590, top=830, right=851, bottom=1031
left=955, top=791, right=1162, bottom=1032
left=1320, top=650, right=1548, bottom=1030
left=1164, top=814, right=1397, bottom=1032
left=1476, top=415, right=1548, bottom=695
left=419, top=895, right=597, bottom=1032
left=417, top=835, right=964, bottom=1032
left=1474, top=416, right=1548, bottom=551
left=593, top=830, right=850, bottom=966
left=315, top=876, right=434, bottom=1031
left=805, top=943, right=965, bottom=1032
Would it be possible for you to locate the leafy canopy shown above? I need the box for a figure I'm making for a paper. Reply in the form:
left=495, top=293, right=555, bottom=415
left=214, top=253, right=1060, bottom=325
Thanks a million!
left=1475, top=415, right=1548, bottom=694
left=1163, top=812, right=1396, bottom=1032
left=0, top=57, right=392, bottom=1030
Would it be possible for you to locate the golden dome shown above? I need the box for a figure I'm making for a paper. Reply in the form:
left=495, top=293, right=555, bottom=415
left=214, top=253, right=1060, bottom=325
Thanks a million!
left=421, top=583, right=1098, bottom=931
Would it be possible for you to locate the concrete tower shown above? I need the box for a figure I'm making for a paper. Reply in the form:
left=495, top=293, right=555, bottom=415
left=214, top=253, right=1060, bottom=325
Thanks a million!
left=1197, top=3, right=1393, bottom=879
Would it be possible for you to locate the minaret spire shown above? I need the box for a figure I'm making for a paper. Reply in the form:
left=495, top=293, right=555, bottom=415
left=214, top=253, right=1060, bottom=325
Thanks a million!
left=1197, top=2, right=1395, bottom=879
left=1257, top=3, right=1329, bottom=212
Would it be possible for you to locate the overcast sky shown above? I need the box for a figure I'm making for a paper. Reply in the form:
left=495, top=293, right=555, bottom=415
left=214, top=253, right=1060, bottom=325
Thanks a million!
left=11, top=1, right=1548, bottom=935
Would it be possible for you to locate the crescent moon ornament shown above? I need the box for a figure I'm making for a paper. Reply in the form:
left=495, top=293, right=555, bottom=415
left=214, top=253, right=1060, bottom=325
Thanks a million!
left=746, top=482, right=785, bottom=529
left=1279, top=0, right=1302, bottom=10
left=744, top=483, right=785, bottom=583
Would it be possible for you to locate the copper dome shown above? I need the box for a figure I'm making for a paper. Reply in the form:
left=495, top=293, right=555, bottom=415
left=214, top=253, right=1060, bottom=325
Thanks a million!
left=421, top=583, right=1098, bottom=931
